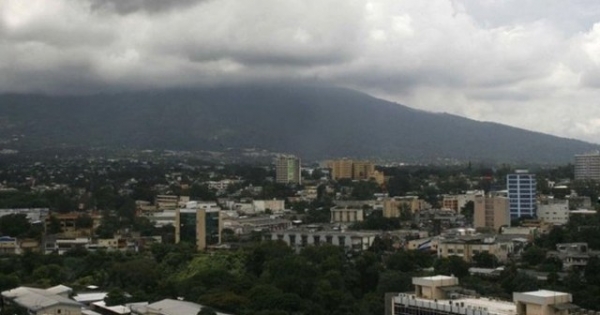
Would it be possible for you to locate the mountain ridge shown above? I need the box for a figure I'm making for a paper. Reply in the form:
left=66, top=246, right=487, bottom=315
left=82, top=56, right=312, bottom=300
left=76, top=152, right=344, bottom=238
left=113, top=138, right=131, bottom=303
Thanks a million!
left=0, top=84, right=596, bottom=164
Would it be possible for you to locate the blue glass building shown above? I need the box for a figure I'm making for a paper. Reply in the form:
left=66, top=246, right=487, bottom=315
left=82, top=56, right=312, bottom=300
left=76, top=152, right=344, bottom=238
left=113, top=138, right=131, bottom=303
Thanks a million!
left=507, top=170, right=536, bottom=219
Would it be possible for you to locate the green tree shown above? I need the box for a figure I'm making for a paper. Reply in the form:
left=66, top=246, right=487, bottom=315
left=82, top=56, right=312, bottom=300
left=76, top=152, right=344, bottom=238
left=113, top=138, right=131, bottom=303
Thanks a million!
left=521, top=246, right=546, bottom=267
left=433, top=256, right=469, bottom=278
left=584, top=256, right=600, bottom=284
left=198, top=307, right=217, bottom=315
left=104, top=288, right=129, bottom=306
left=75, top=214, right=94, bottom=229
left=46, top=215, right=63, bottom=235
left=472, top=251, right=498, bottom=268
left=0, top=214, right=31, bottom=237
left=460, top=201, right=474, bottom=224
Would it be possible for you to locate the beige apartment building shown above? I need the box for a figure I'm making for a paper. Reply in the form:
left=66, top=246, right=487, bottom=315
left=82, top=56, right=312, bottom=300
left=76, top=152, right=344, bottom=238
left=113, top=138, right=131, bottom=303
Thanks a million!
left=437, top=235, right=514, bottom=263
left=330, top=207, right=364, bottom=223
left=328, top=159, right=354, bottom=180
left=352, top=161, right=375, bottom=180
left=474, top=193, right=510, bottom=231
left=328, top=159, right=377, bottom=181
left=383, top=196, right=430, bottom=218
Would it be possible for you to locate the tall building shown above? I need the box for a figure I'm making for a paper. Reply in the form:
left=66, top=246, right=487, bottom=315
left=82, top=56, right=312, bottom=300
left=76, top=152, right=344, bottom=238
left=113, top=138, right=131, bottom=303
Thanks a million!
left=473, top=192, right=510, bottom=230
left=352, top=161, right=375, bottom=180
left=175, top=208, right=222, bottom=250
left=328, top=159, right=354, bottom=180
left=275, top=156, right=301, bottom=184
left=507, top=170, right=536, bottom=219
left=575, top=152, right=600, bottom=180
left=328, top=159, right=376, bottom=181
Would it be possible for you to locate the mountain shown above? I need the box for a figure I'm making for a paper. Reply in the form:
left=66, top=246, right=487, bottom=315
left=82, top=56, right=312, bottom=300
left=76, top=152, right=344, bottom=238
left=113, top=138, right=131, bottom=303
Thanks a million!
left=0, top=84, right=596, bottom=163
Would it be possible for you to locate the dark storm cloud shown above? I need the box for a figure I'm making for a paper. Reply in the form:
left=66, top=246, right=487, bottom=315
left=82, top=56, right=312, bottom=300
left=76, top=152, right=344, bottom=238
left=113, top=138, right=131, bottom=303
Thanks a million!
left=89, top=0, right=209, bottom=15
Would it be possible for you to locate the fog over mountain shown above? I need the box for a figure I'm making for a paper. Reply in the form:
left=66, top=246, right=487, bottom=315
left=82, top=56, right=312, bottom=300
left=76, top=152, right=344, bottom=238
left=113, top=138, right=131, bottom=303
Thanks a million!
left=0, top=85, right=596, bottom=164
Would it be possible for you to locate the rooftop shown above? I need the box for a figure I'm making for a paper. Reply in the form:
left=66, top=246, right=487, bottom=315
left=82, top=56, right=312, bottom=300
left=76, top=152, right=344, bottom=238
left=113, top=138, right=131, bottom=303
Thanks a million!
left=1, top=286, right=81, bottom=311
left=522, top=290, right=569, bottom=298
left=392, top=293, right=517, bottom=315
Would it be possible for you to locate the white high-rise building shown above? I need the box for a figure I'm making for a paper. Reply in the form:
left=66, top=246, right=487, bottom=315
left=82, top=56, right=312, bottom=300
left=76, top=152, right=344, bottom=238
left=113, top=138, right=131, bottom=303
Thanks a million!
left=575, top=152, right=600, bottom=181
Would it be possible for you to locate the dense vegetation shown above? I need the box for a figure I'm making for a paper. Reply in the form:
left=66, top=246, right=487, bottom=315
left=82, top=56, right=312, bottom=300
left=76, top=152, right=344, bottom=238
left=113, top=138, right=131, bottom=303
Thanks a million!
left=0, top=242, right=431, bottom=315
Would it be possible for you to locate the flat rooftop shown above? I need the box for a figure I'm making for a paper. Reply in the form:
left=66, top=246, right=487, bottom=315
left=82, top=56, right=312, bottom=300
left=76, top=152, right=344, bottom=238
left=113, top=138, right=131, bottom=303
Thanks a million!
left=521, top=290, right=569, bottom=298
left=417, top=275, right=456, bottom=282
left=393, top=293, right=517, bottom=315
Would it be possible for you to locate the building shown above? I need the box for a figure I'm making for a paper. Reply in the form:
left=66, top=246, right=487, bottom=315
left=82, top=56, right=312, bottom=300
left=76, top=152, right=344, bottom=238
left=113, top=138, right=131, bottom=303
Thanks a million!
left=437, top=234, right=515, bottom=263
left=352, top=161, right=376, bottom=180
left=275, top=155, right=301, bottom=184
left=155, top=195, right=180, bottom=210
left=130, top=298, right=231, bottom=315
left=537, top=199, right=569, bottom=225
left=252, top=199, right=285, bottom=213
left=45, top=212, right=101, bottom=238
left=329, top=159, right=354, bottom=180
left=406, top=237, right=439, bottom=252
left=269, top=229, right=377, bottom=251
left=330, top=206, right=364, bottom=223
left=547, top=242, right=600, bottom=271
left=2, top=285, right=81, bottom=315
left=175, top=208, right=223, bottom=250
left=0, top=236, right=18, bottom=254
left=507, top=170, right=537, bottom=219
left=328, top=159, right=377, bottom=181
left=383, top=196, right=430, bottom=218
left=386, top=275, right=578, bottom=315
left=442, top=191, right=482, bottom=212
left=575, top=152, right=600, bottom=181
left=222, top=216, right=292, bottom=235
left=473, top=193, right=510, bottom=231
left=0, top=208, right=49, bottom=223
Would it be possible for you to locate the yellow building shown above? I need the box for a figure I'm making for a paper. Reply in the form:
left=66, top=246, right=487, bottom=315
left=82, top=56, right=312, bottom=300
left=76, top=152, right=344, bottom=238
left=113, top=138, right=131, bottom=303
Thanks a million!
left=328, top=159, right=354, bottom=180
left=473, top=193, right=510, bottom=231
left=352, top=161, right=375, bottom=180
left=383, top=196, right=430, bottom=218
left=330, top=207, right=364, bottom=223
left=370, top=170, right=386, bottom=186
left=437, top=235, right=513, bottom=263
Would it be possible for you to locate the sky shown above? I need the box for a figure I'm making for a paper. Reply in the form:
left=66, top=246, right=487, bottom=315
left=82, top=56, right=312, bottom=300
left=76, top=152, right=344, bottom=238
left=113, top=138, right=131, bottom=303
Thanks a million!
left=2, top=0, right=600, bottom=143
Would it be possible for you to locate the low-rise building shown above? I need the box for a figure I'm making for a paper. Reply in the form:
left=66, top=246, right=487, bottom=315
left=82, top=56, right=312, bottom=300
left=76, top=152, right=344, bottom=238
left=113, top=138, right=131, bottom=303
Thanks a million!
left=130, top=298, right=231, bottom=315
left=222, top=216, right=292, bottom=235
left=383, top=196, right=430, bottom=218
left=547, top=242, right=600, bottom=271
left=538, top=199, right=569, bottom=225
left=442, top=190, right=482, bottom=212
left=252, top=199, right=285, bottom=213
left=437, top=234, right=515, bottom=263
left=269, top=229, right=377, bottom=251
left=0, top=236, right=19, bottom=254
left=386, top=275, right=578, bottom=315
left=406, top=237, right=439, bottom=252
left=2, top=285, right=82, bottom=315
left=330, top=206, right=364, bottom=223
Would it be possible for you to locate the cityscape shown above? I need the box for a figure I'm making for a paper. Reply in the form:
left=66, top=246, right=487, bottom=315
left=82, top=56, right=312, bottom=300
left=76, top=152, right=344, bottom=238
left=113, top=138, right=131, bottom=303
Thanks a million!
left=4, top=1, right=600, bottom=315
left=0, top=150, right=600, bottom=314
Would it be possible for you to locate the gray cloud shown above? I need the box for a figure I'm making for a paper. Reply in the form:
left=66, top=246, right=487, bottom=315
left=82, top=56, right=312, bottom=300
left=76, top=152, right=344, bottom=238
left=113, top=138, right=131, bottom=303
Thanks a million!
left=2, top=0, right=600, bottom=143
left=88, top=0, right=209, bottom=15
